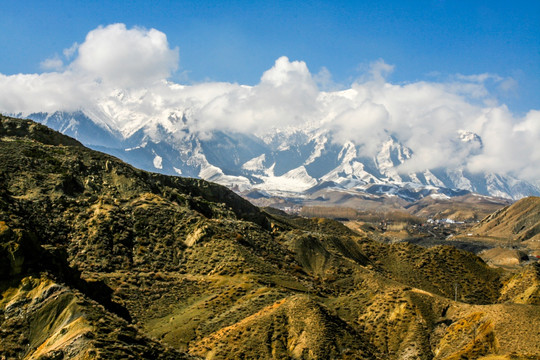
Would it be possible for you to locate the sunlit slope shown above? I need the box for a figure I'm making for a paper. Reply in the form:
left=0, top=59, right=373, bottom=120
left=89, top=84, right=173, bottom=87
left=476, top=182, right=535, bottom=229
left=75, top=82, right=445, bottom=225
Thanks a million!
left=471, top=196, right=540, bottom=242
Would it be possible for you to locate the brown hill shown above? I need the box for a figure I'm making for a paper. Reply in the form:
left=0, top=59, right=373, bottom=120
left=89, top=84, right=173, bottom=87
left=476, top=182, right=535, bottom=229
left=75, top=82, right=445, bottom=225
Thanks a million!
left=0, top=218, right=191, bottom=359
left=479, top=247, right=530, bottom=268
left=470, top=196, right=540, bottom=242
left=405, top=194, right=510, bottom=222
left=190, top=295, right=376, bottom=359
left=1, top=114, right=540, bottom=360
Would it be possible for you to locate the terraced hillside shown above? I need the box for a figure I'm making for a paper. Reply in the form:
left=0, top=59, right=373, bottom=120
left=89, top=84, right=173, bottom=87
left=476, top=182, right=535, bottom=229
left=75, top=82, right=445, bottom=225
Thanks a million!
left=1, top=114, right=539, bottom=359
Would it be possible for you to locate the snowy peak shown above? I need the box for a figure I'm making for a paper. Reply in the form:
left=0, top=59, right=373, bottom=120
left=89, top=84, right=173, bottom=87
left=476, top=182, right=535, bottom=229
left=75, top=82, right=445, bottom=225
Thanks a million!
left=375, top=136, right=412, bottom=182
left=458, top=130, right=483, bottom=156
left=23, top=110, right=540, bottom=201
left=242, top=154, right=266, bottom=172
left=338, top=142, right=357, bottom=163
left=459, top=130, right=483, bottom=145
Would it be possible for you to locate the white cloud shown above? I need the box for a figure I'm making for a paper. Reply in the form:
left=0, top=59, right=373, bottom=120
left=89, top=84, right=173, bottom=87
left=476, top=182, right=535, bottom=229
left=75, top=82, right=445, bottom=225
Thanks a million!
left=0, top=24, right=179, bottom=114
left=70, top=23, right=179, bottom=88
left=329, top=99, right=390, bottom=154
left=192, top=56, right=320, bottom=134
left=63, top=42, right=79, bottom=59
left=467, top=109, right=540, bottom=179
left=455, top=72, right=518, bottom=100
left=0, top=24, right=539, bottom=182
left=368, top=58, right=395, bottom=83
left=313, top=66, right=341, bottom=91
left=456, top=73, right=503, bottom=83
left=0, top=71, right=94, bottom=113
left=498, top=77, right=518, bottom=93
left=40, top=56, right=64, bottom=71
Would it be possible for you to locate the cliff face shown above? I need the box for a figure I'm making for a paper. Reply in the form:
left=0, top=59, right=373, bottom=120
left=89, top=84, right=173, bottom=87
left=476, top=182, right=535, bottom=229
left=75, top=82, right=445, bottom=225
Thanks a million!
left=1, top=114, right=539, bottom=360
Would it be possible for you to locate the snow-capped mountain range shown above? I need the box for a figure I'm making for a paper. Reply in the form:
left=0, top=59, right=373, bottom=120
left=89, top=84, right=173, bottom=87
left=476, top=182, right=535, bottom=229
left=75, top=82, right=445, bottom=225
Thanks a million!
left=20, top=109, right=540, bottom=201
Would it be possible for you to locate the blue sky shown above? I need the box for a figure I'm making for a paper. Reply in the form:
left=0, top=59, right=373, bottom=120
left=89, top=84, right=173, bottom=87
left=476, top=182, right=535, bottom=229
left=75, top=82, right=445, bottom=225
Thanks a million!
left=0, top=0, right=538, bottom=113
left=1, top=1, right=540, bottom=181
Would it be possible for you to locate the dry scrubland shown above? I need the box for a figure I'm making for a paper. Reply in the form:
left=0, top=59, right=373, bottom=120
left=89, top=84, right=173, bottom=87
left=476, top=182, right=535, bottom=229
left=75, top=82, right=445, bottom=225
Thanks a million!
left=0, top=115, right=539, bottom=359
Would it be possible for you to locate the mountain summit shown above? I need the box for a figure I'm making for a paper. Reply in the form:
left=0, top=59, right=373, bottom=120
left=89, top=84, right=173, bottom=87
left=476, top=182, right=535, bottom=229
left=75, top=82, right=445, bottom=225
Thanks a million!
left=21, top=110, right=540, bottom=201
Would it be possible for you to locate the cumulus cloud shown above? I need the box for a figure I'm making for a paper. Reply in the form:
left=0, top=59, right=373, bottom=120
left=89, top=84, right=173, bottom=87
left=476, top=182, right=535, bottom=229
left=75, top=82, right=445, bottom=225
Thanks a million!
left=466, top=109, right=540, bottom=179
left=191, top=56, right=320, bottom=134
left=0, top=71, right=96, bottom=113
left=0, top=24, right=539, bottom=181
left=329, top=99, right=390, bottom=154
left=0, top=24, right=179, bottom=114
left=71, top=23, right=179, bottom=88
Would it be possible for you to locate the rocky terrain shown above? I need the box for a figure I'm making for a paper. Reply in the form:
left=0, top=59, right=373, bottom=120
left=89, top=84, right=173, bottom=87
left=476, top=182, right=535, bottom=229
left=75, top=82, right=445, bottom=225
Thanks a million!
left=1, top=115, right=539, bottom=359
left=469, top=197, right=540, bottom=243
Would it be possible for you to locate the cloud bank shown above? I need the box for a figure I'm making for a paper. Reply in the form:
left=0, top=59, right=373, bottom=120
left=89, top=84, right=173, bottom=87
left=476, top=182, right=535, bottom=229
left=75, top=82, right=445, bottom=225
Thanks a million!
left=0, top=23, right=538, bottom=182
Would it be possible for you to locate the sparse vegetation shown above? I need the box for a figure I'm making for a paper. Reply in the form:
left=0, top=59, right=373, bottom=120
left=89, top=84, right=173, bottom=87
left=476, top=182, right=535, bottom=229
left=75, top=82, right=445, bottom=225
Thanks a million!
left=1, top=115, right=539, bottom=359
